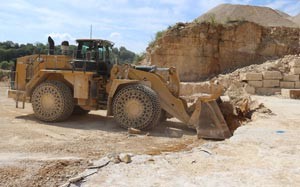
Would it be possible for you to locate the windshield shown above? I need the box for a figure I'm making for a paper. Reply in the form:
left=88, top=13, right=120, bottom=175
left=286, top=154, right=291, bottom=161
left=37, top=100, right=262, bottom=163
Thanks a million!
left=79, top=42, right=112, bottom=62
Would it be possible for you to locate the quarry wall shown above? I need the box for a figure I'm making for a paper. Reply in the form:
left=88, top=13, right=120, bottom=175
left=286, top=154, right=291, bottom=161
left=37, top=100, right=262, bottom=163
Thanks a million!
left=148, top=21, right=300, bottom=81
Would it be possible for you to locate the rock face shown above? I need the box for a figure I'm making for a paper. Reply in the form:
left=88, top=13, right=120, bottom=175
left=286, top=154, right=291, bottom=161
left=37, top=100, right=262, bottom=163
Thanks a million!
left=148, top=21, right=300, bottom=81
left=196, top=4, right=298, bottom=28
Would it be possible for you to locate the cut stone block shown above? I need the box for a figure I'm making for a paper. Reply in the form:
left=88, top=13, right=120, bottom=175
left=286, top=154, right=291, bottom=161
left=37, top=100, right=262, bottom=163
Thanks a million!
left=281, top=89, right=300, bottom=99
left=280, top=81, right=295, bottom=89
left=263, top=80, right=280, bottom=88
left=256, top=88, right=281, bottom=96
left=291, top=68, right=300, bottom=75
left=244, top=84, right=255, bottom=94
left=290, top=58, right=300, bottom=67
left=240, top=73, right=262, bottom=81
left=295, top=82, right=300, bottom=89
left=180, top=82, right=211, bottom=96
left=248, top=81, right=263, bottom=88
left=283, top=74, right=299, bottom=82
left=263, top=71, right=282, bottom=80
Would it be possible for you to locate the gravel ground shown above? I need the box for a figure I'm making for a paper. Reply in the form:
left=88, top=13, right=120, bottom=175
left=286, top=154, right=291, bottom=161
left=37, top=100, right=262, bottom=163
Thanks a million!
left=79, top=96, right=300, bottom=187
left=1, top=81, right=299, bottom=187
left=0, top=84, right=200, bottom=187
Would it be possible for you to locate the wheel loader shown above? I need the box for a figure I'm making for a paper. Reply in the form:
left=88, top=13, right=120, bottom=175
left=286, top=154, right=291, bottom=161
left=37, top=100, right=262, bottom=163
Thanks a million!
left=7, top=38, right=232, bottom=139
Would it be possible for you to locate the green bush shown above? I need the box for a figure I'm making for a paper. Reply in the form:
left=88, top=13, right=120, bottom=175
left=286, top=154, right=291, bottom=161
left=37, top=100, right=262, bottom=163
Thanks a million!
left=148, top=30, right=167, bottom=47
left=133, top=52, right=146, bottom=64
left=0, top=61, right=14, bottom=70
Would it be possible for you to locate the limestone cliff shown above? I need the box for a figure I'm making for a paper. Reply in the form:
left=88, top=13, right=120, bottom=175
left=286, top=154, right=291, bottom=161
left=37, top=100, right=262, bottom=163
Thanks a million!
left=147, top=21, right=300, bottom=81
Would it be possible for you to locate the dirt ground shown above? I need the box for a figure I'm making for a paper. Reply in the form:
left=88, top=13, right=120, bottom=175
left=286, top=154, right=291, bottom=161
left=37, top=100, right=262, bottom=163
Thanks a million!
left=80, top=95, right=300, bottom=187
left=0, top=83, right=201, bottom=187
left=1, top=81, right=300, bottom=187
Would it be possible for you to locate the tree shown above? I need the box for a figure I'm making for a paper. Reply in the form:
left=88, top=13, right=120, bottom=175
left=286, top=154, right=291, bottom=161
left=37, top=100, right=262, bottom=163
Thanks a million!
left=133, top=52, right=146, bottom=64
left=0, top=61, right=14, bottom=70
left=0, top=40, right=139, bottom=65
left=111, top=47, right=137, bottom=64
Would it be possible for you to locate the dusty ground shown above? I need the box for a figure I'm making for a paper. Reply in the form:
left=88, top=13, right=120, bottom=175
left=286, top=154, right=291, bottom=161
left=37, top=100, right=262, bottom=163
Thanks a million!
left=80, top=95, right=300, bottom=187
left=1, top=80, right=300, bottom=187
left=0, top=83, right=201, bottom=187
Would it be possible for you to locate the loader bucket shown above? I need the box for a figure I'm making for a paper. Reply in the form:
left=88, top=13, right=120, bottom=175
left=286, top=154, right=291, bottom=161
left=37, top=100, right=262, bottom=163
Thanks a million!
left=190, top=99, right=232, bottom=140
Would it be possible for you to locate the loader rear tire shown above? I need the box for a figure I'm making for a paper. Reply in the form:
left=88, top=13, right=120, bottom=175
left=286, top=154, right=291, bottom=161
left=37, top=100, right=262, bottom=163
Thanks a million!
left=112, top=84, right=161, bottom=130
left=32, top=81, right=74, bottom=122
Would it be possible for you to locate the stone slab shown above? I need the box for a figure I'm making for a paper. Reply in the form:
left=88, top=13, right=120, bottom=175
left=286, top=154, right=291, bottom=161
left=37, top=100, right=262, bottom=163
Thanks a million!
left=295, top=82, right=300, bottom=89
left=240, top=73, right=263, bottom=81
left=244, top=84, right=255, bottom=94
left=291, top=68, right=300, bottom=75
left=263, top=71, right=282, bottom=80
left=263, top=80, right=280, bottom=88
left=281, top=89, right=300, bottom=99
left=248, top=81, right=263, bottom=88
left=283, top=74, right=299, bottom=82
left=290, top=58, right=300, bottom=67
left=280, top=81, right=295, bottom=89
left=256, top=88, right=281, bottom=96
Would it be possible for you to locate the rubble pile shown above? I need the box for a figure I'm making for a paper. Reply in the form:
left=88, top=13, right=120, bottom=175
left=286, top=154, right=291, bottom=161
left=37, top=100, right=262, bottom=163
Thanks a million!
left=180, top=55, right=300, bottom=97
left=196, top=4, right=298, bottom=28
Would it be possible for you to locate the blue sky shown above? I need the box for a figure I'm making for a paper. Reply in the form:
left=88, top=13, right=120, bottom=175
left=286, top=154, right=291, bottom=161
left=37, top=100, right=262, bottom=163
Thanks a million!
left=0, top=0, right=299, bottom=53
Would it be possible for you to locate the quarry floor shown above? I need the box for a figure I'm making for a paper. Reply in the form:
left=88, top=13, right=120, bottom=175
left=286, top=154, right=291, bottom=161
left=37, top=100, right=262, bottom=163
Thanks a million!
left=0, top=84, right=199, bottom=187
left=0, top=83, right=299, bottom=186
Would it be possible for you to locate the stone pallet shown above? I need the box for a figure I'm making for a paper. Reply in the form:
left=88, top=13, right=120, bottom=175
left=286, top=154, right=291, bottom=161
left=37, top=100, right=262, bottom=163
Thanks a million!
left=283, top=74, right=299, bottom=82
left=241, top=73, right=262, bottom=81
left=291, top=68, right=300, bottom=75
left=263, top=71, right=282, bottom=80
left=242, top=70, right=300, bottom=96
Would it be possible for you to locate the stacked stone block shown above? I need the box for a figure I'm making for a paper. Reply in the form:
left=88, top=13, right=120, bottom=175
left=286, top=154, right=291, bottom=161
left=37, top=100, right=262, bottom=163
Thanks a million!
left=242, top=69, right=300, bottom=95
left=290, top=58, right=300, bottom=89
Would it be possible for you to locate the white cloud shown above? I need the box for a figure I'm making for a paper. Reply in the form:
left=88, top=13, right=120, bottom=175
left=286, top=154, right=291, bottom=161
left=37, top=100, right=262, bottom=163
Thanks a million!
left=1, top=0, right=300, bottom=53
left=263, top=0, right=300, bottom=16
left=109, top=32, right=121, bottom=39
left=48, top=33, right=76, bottom=44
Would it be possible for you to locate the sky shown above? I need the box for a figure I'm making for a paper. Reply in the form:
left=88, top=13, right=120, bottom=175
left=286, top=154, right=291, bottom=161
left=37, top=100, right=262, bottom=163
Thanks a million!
left=0, top=0, right=300, bottom=53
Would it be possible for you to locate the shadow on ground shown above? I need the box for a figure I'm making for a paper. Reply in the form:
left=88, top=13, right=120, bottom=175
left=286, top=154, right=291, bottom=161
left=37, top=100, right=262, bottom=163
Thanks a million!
left=15, top=114, right=196, bottom=138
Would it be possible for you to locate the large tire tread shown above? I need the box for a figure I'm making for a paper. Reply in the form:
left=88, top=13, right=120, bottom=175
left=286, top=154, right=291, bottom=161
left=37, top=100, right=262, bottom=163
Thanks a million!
left=112, top=84, right=161, bottom=130
left=32, top=80, right=74, bottom=122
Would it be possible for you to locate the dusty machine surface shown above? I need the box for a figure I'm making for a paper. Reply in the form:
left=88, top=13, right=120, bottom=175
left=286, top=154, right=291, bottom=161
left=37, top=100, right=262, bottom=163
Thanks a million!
left=8, top=38, right=231, bottom=139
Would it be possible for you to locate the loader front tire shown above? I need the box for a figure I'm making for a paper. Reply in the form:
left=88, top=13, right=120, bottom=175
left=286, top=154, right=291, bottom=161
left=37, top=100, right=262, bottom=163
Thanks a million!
left=112, top=84, right=161, bottom=130
left=32, top=81, right=74, bottom=122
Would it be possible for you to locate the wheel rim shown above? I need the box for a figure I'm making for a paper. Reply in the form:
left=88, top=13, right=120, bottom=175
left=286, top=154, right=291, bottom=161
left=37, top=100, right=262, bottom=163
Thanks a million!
left=124, top=99, right=144, bottom=119
left=40, top=93, right=56, bottom=110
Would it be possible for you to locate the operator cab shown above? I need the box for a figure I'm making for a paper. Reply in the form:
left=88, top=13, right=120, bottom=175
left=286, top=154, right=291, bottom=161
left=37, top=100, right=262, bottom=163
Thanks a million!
left=72, top=39, right=115, bottom=77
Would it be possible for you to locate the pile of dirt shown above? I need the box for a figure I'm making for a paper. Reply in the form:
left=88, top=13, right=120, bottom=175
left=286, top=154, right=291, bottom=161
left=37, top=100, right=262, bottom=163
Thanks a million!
left=196, top=4, right=298, bottom=28
left=148, top=4, right=300, bottom=82
left=291, top=13, right=300, bottom=26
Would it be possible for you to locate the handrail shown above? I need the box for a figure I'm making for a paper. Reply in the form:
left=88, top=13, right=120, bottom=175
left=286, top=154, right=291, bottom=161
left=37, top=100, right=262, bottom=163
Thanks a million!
left=9, top=71, right=17, bottom=90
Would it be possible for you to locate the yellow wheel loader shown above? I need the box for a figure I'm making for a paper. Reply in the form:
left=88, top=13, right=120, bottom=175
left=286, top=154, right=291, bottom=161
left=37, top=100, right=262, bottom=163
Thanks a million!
left=8, top=38, right=232, bottom=139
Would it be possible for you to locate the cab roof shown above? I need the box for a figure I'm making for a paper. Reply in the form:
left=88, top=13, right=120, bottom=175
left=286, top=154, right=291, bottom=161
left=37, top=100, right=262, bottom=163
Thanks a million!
left=76, top=39, right=114, bottom=46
